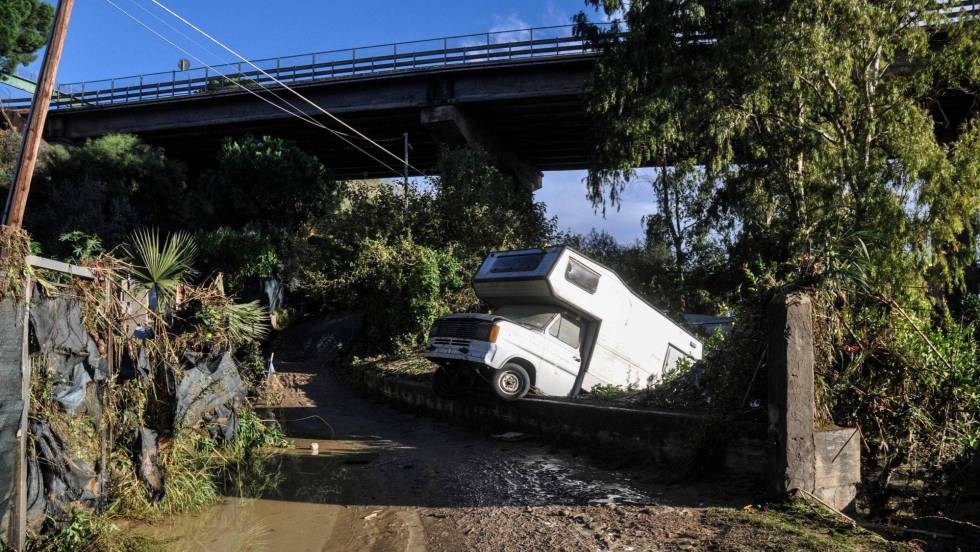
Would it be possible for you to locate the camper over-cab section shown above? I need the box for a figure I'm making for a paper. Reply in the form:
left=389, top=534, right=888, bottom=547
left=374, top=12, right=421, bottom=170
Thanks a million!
left=425, top=247, right=702, bottom=400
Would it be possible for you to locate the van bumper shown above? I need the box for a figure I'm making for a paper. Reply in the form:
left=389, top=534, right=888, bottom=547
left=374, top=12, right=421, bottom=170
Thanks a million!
left=423, top=339, right=495, bottom=366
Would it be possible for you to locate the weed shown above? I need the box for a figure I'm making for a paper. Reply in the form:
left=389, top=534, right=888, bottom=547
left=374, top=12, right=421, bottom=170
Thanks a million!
left=28, top=510, right=162, bottom=552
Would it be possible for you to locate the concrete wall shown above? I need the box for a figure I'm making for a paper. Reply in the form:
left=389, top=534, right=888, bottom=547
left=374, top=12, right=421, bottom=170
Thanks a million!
left=768, top=292, right=861, bottom=512
left=350, top=369, right=768, bottom=477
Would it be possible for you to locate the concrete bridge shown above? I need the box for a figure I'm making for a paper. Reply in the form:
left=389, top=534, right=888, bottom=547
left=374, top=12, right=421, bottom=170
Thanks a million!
left=3, top=26, right=607, bottom=187
left=5, top=10, right=978, bottom=187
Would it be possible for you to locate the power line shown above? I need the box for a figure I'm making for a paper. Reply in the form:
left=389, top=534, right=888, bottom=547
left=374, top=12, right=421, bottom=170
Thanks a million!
left=104, top=0, right=323, bottom=130
left=123, top=0, right=336, bottom=136
left=147, top=0, right=425, bottom=176
left=102, top=0, right=400, bottom=175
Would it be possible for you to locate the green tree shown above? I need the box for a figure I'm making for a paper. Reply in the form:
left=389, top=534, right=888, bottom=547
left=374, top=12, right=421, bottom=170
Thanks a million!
left=198, top=135, right=340, bottom=230
left=430, top=146, right=556, bottom=257
left=641, top=162, right=729, bottom=311
left=0, top=0, right=52, bottom=73
left=577, top=0, right=980, bottom=305
left=349, top=236, right=467, bottom=352
left=25, top=134, right=188, bottom=255
left=0, top=127, right=19, bottom=185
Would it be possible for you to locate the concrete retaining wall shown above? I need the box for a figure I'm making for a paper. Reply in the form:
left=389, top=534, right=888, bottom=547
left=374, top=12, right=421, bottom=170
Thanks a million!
left=350, top=369, right=769, bottom=477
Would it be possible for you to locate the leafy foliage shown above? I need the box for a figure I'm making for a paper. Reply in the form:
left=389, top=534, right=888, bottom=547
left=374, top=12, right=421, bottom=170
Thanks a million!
left=286, top=146, right=557, bottom=351
left=124, top=229, right=197, bottom=308
left=348, top=236, right=467, bottom=353
left=821, top=302, right=979, bottom=509
left=577, top=0, right=980, bottom=303
left=197, top=134, right=340, bottom=230
left=430, top=146, right=556, bottom=255
left=26, top=134, right=189, bottom=256
left=0, top=126, right=20, bottom=185
left=29, top=509, right=162, bottom=552
left=197, top=225, right=281, bottom=294
left=58, top=230, right=103, bottom=262
left=0, top=0, right=52, bottom=73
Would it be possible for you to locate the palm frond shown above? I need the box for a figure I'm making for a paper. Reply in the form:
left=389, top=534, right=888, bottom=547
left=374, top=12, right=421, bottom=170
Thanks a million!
left=223, top=301, right=270, bottom=345
left=125, top=229, right=198, bottom=299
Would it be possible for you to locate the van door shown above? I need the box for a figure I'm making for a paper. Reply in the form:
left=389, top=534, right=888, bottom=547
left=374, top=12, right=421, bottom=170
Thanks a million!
left=539, top=313, right=584, bottom=395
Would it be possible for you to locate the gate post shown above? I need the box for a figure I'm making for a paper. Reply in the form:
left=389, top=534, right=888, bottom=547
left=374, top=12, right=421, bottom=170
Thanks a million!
left=767, top=291, right=816, bottom=496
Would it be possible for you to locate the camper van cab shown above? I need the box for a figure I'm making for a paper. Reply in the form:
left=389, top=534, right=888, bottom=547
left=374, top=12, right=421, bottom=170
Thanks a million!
left=424, top=247, right=702, bottom=401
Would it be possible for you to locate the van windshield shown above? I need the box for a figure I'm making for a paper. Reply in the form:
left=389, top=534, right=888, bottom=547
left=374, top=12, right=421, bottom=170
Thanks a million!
left=495, top=305, right=557, bottom=330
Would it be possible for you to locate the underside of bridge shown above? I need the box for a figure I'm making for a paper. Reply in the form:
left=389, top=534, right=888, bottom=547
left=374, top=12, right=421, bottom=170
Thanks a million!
left=19, top=52, right=978, bottom=190
left=37, top=57, right=597, bottom=188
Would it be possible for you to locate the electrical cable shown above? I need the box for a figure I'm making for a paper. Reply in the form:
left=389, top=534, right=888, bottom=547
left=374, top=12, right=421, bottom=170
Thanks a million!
left=124, top=0, right=330, bottom=134
left=103, top=0, right=401, bottom=175
left=147, top=0, right=424, bottom=176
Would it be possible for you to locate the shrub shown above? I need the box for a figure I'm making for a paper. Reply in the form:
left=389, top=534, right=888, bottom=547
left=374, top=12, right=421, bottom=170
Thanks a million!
left=26, top=134, right=188, bottom=255
left=349, top=236, right=467, bottom=353
left=820, top=303, right=980, bottom=510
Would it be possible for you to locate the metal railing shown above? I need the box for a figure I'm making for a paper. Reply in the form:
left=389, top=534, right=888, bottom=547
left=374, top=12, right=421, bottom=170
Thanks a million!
left=1, top=24, right=612, bottom=111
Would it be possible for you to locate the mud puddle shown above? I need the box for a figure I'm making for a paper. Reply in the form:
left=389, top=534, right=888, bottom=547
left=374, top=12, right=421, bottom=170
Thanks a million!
left=135, top=433, right=655, bottom=551
left=134, top=438, right=427, bottom=552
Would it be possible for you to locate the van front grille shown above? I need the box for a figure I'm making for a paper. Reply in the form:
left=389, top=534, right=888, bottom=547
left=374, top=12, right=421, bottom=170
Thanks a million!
left=432, top=337, right=470, bottom=347
left=430, top=319, right=490, bottom=340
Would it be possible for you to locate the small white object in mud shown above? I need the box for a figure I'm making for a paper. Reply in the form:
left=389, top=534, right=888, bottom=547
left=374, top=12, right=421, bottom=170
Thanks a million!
left=310, top=442, right=319, bottom=455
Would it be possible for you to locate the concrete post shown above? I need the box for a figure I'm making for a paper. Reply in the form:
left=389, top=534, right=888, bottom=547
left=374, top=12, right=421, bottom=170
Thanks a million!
left=767, top=292, right=816, bottom=496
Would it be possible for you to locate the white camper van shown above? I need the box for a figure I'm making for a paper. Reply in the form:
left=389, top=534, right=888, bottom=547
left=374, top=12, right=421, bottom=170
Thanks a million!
left=424, top=247, right=702, bottom=401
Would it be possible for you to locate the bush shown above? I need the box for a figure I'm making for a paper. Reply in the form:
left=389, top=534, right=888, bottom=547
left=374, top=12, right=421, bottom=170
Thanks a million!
left=197, top=135, right=339, bottom=231
left=197, top=226, right=281, bottom=296
left=820, top=303, right=980, bottom=510
left=25, top=134, right=188, bottom=256
left=349, top=236, right=467, bottom=353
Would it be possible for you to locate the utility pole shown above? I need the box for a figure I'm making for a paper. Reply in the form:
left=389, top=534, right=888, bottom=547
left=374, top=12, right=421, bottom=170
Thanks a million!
left=402, top=131, right=410, bottom=222
left=3, top=0, right=75, bottom=229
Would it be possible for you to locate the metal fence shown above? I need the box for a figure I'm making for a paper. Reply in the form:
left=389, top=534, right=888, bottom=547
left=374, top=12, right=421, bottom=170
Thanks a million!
left=1, top=24, right=612, bottom=111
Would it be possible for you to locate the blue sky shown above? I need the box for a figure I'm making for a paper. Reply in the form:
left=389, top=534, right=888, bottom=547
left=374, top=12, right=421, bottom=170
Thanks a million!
left=9, top=0, right=653, bottom=242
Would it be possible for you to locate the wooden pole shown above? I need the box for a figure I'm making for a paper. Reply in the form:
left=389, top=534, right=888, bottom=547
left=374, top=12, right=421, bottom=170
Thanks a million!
left=11, top=275, right=32, bottom=551
left=2, top=0, right=75, bottom=228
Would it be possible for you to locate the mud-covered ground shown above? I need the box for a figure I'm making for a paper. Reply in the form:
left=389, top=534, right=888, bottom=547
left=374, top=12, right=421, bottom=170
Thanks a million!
left=140, top=316, right=909, bottom=551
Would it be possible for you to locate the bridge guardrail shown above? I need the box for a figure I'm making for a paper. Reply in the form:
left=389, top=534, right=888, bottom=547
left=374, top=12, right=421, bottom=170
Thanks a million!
left=7, top=2, right=974, bottom=112
left=0, top=24, right=614, bottom=111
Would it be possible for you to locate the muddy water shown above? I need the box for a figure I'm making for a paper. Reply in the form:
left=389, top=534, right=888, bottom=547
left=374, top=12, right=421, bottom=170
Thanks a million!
left=137, top=339, right=657, bottom=551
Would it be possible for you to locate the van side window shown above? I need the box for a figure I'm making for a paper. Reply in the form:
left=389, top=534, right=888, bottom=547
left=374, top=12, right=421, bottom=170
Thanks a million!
left=549, top=314, right=581, bottom=349
left=663, top=345, right=692, bottom=376
left=490, top=252, right=545, bottom=273
left=565, top=258, right=600, bottom=293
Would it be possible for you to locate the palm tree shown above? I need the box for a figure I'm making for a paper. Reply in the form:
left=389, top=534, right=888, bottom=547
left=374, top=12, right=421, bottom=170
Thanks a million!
left=125, top=229, right=197, bottom=312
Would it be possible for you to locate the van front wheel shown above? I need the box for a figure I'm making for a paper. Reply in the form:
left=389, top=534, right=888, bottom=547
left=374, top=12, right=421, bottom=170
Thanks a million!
left=492, top=363, right=530, bottom=401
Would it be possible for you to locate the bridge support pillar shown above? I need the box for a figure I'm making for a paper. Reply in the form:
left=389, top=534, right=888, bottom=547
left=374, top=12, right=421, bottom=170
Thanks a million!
left=421, top=105, right=542, bottom=190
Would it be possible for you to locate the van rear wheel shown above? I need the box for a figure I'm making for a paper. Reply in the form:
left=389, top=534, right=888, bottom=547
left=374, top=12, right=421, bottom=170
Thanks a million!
left=492, top=363, right=530, bottom=401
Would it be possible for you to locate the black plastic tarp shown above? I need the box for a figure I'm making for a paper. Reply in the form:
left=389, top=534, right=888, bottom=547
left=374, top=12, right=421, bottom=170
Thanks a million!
left=29, top=420, right=98, bottom=522
left=175, top=351, right=246, bottom=441
left=30, top=294, right=107, bottom=415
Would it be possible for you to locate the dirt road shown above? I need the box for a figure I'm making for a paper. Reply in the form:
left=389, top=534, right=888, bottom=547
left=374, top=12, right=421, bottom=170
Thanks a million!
left=139, top=317, right=894, bottom=552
